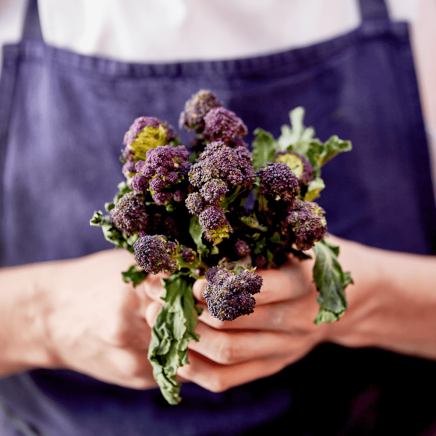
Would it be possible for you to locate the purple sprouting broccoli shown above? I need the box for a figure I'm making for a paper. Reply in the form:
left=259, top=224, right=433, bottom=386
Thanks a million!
left=285, top=199, right=327, bottom=251
left=257, top=162, right=300, bottom=203
left=199, top=206, right=233, bottom=244
left=186, top=192, right=206, bottom=215
left=131, top=174, right=149, bottom=193
left=202, top=268, right=263, bottom=321
left=188, top=141, right=255, bottom=243
left=200, top=179, right=228, bottom=205
left=189, top=141, right=255, bottom=191
left=123, top=117, right=170, bottom=161
left=181, top=247, right=196, bottom=263
left=173, top=190, right=185, bottom=203
left=275, top=151, right=314, bottom=187
left=135, top=145, right=191, bottom=206
left=253, top=254, right=267, bottom=269
left=234, top=240, right=251, bottom=257
left=179, top=90, right=223, bottom=133
left=203, top=107, right=248, bottom=143
left=133, top=235, right=198, bottom=274
left=110, top=193, right=148, bottom=236
left=133, top=235, right=179, bottom=274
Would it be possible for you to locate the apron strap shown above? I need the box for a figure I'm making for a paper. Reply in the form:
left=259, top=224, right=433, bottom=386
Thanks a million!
left=22, top=0, right=43, bottom=41
left=358, top=0, right=390, bottom=21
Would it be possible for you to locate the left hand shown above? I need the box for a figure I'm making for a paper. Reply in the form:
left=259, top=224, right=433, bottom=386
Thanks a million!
left=145, top=253, right=331, bottom=393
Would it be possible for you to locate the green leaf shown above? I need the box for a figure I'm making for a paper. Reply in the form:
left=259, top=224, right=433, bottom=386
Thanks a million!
left=121, top=265, right=148, bottom=287
left=316, top=135, right=352, bottom=167
left=252, top=128, right=277, bottom=170
left=219, top=186, right=243, bottom=210
left=277, top=107, right=315, bottom=153
left=240, top=214, right=268, bottom=232
left=304, top=177, right=325, bottom=202
left=148, top=274, right=200, bottom=405
left=90, top=211, right=105, bottom=226
left=189, top=216, right=209, bottom=256
left=312, top=238, right=353, bottom=325
left=105, top=202, right=115, bottom=212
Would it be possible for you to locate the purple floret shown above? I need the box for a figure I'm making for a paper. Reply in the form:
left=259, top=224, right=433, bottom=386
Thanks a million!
left=203, top=107, right=248, bottom=143
left=238, top=270, right=262, bottom=294
left=174, top=145, right=190, bottom=162
left=179, top=90, right=223, bottom=133
left=135, top=160, right=146, bottom=173
left=156, top=166, right=169, bottom=177
left=234, top=240, right=251, bottom=257
left=131, top=174, right=149, bottom=192
left=141, top=145, right=191, bottom=205
left=152, top=191, right=172, bottom=206
left=181, top=247, right=196, bottom=263
left=124, top=117, right=161, bottom=146
left=285, top=199, right=327, bottom=251
left=166, top=172, right=179, bottom=184
left=173, top=190, right=185, bottom=203
left=189, top=141, right=255, bottom=190
left=200, top=179, right=228, bottom=205
left=133, top=235, right=178, bottom=274
left=253, top=254, right=267, bottom=269
left=275, top=151, right=314, bottom=187
left=149, top=177, right=167, bottom=193
left=257, top=162, right=300, bottom=203
left=185, top=193, right=205, bottom=215
left=202, top=268, right=262, bottom=321
left=199, top=206, right=233, bottom=243
left=199, top=206, right=228, bottom=231
left=122, top=160, right=136, bottom=177
left=205, top=266, right=221, bottom=282
left=110, top=193, right=148, bottom=236
left=146, top=145, right=176, bottom=170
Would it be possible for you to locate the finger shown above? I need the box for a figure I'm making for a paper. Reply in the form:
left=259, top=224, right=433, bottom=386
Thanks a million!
left=192, top=258, right=314, bottom=306
left=144, top=300, right=163, bottom=328
left=178, top=350, right=292, bottom=393
left=142, top=273, right=169, bottom=302
left=188, top=321, right=318, bottom=365
left=192, top=279, right=207, bottom=303
left=197, top=292, right=320, bottom=332
left=254, top=260, right=314, bottom=305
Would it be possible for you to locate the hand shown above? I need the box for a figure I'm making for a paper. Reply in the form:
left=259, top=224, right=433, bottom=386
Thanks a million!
left=39, top=249, right=164, bottom=389
left=144, top=248, right=336, bottom=393
left=144, top=235, right=436, bottom=393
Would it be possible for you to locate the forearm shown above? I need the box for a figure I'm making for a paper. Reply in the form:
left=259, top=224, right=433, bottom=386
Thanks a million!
left=0, top=263, right=55, bottom=377
left=327, top=237, right=436, bottom=359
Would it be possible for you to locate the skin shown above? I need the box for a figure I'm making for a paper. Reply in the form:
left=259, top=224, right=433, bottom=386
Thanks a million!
left=0, top=236, right=435, bottom=394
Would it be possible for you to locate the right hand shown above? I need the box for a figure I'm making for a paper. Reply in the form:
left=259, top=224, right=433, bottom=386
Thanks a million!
left=39, top=249, right=164, bottom=389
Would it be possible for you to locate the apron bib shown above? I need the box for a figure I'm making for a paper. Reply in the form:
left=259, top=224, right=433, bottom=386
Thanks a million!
left=0, top=0, right=435, bottom=434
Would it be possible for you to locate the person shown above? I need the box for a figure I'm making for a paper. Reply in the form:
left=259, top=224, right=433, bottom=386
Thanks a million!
left=0, top=0, right=436, bottom=435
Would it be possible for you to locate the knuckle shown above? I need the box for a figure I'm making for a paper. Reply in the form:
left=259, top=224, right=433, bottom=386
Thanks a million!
left=107, top=320, right=131, bottom=347
left=208, top=374, right=229, bottom=393
left=118, top=353, right=144, bottom=378
left=216, top=335, right=237, bottom=365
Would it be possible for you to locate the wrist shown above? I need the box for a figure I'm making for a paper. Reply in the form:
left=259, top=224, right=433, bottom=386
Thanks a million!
left=320, top=237, right=384, bottom=348
left=0, top=262, right=59, bottom=376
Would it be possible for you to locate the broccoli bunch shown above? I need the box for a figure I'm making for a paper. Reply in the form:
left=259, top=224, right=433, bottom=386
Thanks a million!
left=91, top=90, right=353, bottom=406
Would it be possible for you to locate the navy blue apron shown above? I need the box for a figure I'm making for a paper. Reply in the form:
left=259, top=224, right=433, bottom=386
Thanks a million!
left=1, top=0, right=436, bottom=434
